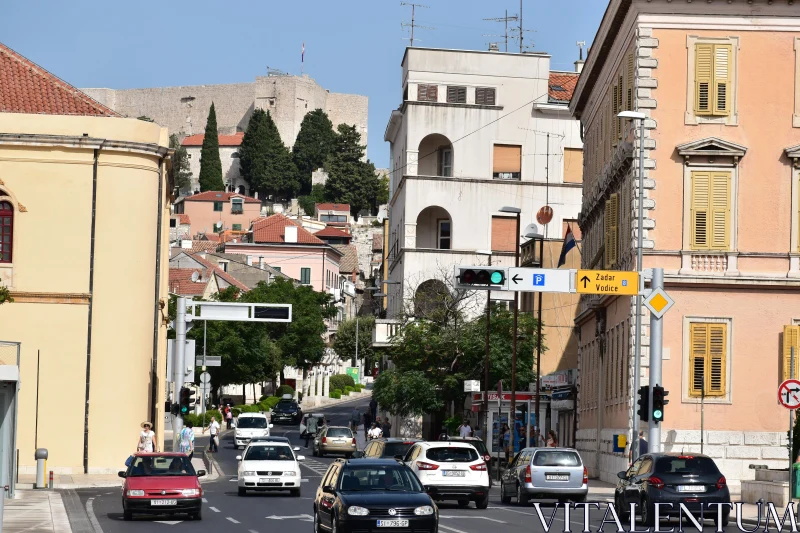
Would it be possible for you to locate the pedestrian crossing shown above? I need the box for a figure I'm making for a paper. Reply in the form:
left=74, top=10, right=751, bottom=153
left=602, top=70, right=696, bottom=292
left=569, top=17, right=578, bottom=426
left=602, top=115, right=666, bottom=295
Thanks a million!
left=301, top=458, right=330, bottom=476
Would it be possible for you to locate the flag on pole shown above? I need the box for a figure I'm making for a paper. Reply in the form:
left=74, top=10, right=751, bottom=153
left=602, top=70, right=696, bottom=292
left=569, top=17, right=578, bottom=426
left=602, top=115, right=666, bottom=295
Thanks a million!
left=557, top=224, right=577, bottom=267
left=301, top=42, right=305, bottom=63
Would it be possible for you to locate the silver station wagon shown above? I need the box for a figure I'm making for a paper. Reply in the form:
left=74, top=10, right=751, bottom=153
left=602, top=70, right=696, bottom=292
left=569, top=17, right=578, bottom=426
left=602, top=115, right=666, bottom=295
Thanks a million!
left=500, top=447, right=589, bottom=505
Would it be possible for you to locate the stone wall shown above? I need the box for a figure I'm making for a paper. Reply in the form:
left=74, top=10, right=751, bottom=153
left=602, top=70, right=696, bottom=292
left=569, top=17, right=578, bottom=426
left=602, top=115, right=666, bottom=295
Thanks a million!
left=350, top=225, right=382, bottom=280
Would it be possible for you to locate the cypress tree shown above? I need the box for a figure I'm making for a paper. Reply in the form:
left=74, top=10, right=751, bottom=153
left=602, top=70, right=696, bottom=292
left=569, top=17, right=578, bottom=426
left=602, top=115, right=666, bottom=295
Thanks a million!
left=292, top=109, right=337, bottom=195
left=240, top=109, right=298, bottom=200
left=198, top=103, right=224, bottom=192
left=325, top=124, right=379, bottom=217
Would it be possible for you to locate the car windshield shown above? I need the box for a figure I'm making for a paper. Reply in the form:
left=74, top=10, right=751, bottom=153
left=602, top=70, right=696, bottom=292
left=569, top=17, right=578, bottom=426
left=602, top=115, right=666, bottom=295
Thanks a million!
left=533, top=451, right=581, bottom=467
left=383, top=442, right=416, bottom=458
left=425, top=447, right=479, bottom=463
left=238, top=417, right=267, bottom=429
left=252, top=436, right=289, bottom=443
left=327, top=428, right=352, bottom=438
left=128, top=456, right=196, bottom=477
left=276, top=402, right=297, bottom=412
left=339, top=466, right=423, bottom=492
left=655, top=456, right=719, bottom=475
left=244, top=445, right=294, bottom=461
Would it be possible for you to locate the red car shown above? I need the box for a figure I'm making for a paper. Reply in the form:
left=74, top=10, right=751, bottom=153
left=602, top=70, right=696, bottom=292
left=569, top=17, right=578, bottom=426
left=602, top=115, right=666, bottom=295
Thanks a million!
left=119, top=453, right=206, bottom=521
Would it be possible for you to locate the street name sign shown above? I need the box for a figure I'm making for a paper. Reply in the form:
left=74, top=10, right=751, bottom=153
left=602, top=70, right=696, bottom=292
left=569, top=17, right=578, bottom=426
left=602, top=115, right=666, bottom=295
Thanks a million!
left=195, top=355, right=221, bottom=367
left=778, top=379, right=800, bottom=409
left=507, top=268, right=574, bottom=293
left=576, top=270, right=639, bottom=295
left=643, top=287, right=675, bottom=318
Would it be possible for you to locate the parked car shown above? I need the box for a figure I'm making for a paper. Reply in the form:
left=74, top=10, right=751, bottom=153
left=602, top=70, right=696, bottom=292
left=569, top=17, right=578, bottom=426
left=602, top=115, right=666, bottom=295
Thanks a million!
left=234, top=413, right=273, bottom=449
left=501, top=447, right=588, bottom=505
left=615, top=453, right=731, bottom=527
left=314, top=426, right=357, bottom=458
left=119, top=453, right=206, bottom=521
left=236, top=441, right=305, bottom=497
left=314, top=458, right=438, bottom=533
left=445, top=437, right=493, bottom=482
left=355, top=438, right=422, bottom=459
left=403, top=441, right=490, bottom=509
left=272, top=398, right=303, bottom=424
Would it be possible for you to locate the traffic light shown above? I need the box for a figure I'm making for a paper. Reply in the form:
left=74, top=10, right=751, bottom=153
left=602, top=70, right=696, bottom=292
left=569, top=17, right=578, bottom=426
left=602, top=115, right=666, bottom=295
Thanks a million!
left=170, top=402, right=180, bottom=416
left=652, top=385, right=668, bottom=423
left=637, top=385, right=650, bottom=422
left=454, top=266, right=507, bottom=290
left=179, top=387, right=196, bottom=415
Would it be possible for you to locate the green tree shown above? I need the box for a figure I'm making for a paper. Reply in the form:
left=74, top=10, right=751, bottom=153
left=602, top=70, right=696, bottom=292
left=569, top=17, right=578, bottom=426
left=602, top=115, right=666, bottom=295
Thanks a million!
left=292, top=109, right=337, bottom=195
left=376, top=174, right=390, bottom=208
left=324, top=124, right=380, bottom=217
left=298, top=183, right=326, bottom=216
left=198, top=103, right=224, bottom=192
left=169, top=134, right=193, bottom=193
left=239, top=109, right=298, bottom=201
left=332, top=316, right=376, bottom=365
left=373, top=369, right=442, bottom=418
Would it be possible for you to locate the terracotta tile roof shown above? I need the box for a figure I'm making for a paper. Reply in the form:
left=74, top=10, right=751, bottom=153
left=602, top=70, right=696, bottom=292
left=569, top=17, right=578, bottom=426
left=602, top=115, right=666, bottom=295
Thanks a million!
left=251, top=214, right=325, bottom=245
left=333, top=244, right=359, bottom=274
left=184, top=191, right=260, bottom=203
left=0, top=42, right=118, bottom=116
left=314, top=226, right=352, bottom=239
left=176, top=214, right=191, bottom=225
left=548, top=72, right=579, bottom=104
left=316, top=203, right=350, bottom=212
left=189, top=241, right=221, bottom=253
left=189, top=253, right=250, bottom=292
left=182, top=132, right=245, bottom=147
left=168, top=268, right=208, bottom=296
left=372, top=233, right=383, bottom=252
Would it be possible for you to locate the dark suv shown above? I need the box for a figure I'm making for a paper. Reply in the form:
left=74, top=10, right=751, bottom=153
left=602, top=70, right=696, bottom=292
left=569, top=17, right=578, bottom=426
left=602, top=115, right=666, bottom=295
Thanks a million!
left=615, top=453, right=731, bottom=527
left=272, top=400, right=303, bottom=424
left=357, top=438, right=422, bottom=459
left=314, top=459, right=438, bottom=533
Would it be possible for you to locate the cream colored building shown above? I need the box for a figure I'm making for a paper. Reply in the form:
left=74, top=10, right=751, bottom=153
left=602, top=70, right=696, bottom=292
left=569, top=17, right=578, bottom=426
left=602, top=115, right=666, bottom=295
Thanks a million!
left=0, top=43, right=170, bottom=475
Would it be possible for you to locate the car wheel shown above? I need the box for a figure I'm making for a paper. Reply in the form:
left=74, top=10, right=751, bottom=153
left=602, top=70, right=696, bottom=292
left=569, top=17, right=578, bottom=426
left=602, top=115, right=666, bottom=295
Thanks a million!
left=516, top=483, right=528, bottom=506
left=641, top=498, right=654, bottom=527
left=123, top=511, right=132, bottom=521
left=558, top=497, right=568, bottom=505
left=291, top=488, right=301, bottom=497
left=191, top=509, right=203, bottom=521
left=238, top=487, right=246, bottom=496
left=500, top=483, right=511, bottom=504
left=457, top=499, right=470, bottom=508
left=476, top=493, right=489, bottom=510
left=616, top=495, right=629, bottom=521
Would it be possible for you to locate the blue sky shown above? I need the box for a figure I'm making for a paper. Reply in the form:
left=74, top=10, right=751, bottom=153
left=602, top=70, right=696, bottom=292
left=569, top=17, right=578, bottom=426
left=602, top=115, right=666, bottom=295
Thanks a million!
left=0, top=0, right=606, bottom=168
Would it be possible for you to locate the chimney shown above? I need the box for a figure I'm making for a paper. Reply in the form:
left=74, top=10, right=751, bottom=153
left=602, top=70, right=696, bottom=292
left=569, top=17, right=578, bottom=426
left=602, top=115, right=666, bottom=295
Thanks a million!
left=574, top=60, right=585, bottom=74
left=246, top=256, right=253, bottom=266
left=285, top=225, right=298, bottom=243
left=259, top=255, right=265, bottom=269
left=488, top=43, right=499, bottom=52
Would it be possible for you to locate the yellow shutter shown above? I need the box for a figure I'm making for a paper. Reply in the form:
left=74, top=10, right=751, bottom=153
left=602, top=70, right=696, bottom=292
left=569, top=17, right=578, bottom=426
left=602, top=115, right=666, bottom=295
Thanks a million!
left=604, top=198, right=612, bottom=268
left=691, top=172, right=710, bottom=249
left=710, top=172, right=731, bottom=250
left=707, top=324, right=727, bottom=396
left=609, top=193, right=620, bottom=267
left=689, top=323, right=708, bottom=397
left=784, top=325, right=800, bottom=381
left=713, top=44, right=732, bottom=115
left=695, top=43, right=714, bottom=115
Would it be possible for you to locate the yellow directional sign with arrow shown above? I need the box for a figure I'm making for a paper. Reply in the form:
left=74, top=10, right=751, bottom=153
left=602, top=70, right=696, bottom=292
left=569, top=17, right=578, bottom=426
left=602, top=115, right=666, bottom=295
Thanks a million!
left=576, top=270, right=639, bottom=296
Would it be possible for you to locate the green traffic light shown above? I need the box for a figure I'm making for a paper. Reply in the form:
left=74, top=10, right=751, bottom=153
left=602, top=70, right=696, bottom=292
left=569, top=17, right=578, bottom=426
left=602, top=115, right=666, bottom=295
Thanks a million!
left=181, top=406, right=188, bottom=414
left=653, top=410, right=662, bottom=419
left=490, top=271, right=503, bottom=284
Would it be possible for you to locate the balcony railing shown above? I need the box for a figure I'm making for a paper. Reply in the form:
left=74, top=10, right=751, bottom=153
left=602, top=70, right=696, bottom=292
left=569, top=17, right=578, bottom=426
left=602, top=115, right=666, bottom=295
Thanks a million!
left=373, top=319, right=401, bottom=348
left=690, top=253, right=727, bottom=273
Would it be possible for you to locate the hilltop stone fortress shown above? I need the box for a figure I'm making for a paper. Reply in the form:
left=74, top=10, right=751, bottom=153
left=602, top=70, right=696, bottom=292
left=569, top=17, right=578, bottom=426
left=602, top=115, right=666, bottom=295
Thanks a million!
left=82, top=73, right=368, bottom=154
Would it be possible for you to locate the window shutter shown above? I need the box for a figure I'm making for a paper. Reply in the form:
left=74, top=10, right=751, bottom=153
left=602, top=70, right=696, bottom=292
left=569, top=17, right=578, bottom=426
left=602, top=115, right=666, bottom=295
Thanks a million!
left=691, top=172, right=710, bottom=249
left=710, top=172, right=731, bottom=250
left=626, top=53, right=635, bottom=111
left=429, top=85, right=438, bottom=101
left=695, top=43, right=714, bottom=115
left=447, top=86, right=466, bottom=103
left=604, top=199, right=612, bottom=268
left=783, top=325, right=800, bottom=381
left=476, top=87, right=495, bottom=105
left=609, top=193, right=620, bottom=267
left=612, top=85, right=619, bottom=146
left=493, top=145, right=521, bottom=173
left=417, top=85, right=426, bottom=101
left=713, top=44, right=732, bottom=115
left=618, top=75, right=624, bottom=140
left=707, top=324, right=726, bottom=396
left=689, top=323, right=707, bottom=397
left=486, top=88, right=496, bottom=105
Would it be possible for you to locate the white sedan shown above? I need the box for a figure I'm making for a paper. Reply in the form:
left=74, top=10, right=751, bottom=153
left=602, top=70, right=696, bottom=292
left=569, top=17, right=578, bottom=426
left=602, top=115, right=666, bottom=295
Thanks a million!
left=236, top=442, right=304, bottom=497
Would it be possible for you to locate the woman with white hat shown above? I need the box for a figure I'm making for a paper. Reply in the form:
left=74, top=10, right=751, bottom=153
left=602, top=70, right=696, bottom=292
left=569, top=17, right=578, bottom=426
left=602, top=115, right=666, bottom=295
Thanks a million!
left=137, top=421, right=158, bottom=453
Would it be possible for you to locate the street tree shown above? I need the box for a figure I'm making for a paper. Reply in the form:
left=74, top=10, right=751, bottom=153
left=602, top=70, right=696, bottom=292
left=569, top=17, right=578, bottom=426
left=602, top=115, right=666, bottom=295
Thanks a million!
left=372, top=369, right=442, bottom=418
left=169, top=134, right=192, bottom=193
left=298, top=183, right=326, bottom=216
left=198, top=103, right=224, bottom=191
left=324, top=124, right=380, bottom=217
left=292, top=109, right=337, bottom=195
left=239, top=109, right=299, bottom=201
left=332, top=316, right=376, bottom=366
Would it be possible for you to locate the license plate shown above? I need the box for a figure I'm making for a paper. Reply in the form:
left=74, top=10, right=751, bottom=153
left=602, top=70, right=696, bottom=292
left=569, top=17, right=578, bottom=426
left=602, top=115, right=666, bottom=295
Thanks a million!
left=678, top=485, right=705, bottom=493
left=151, top=499, right=177, bottom=506
left=377, top=520, right=409, bottom=528
left=260, top=478, right=280, bottom=483
left=546, top=475, right=569, bottom=481
left=443, top=470, right=465, bottom=477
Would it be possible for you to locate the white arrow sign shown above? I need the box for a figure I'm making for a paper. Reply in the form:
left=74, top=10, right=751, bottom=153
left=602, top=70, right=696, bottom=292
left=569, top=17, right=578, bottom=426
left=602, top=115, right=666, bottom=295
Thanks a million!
left=507, top=268, right=575, bottom=293
left=266, top=514, right=314, bottom=522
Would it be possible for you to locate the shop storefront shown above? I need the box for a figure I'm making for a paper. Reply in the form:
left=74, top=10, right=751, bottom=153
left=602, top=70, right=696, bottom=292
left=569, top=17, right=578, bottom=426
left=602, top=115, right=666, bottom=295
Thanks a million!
left=540, top=369, right=577, bottom=449
left=469, top=391, right=547, bottom=456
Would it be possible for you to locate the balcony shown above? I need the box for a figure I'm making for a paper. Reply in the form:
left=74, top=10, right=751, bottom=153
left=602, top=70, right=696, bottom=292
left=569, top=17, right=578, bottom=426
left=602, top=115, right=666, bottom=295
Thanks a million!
left=373, top=319, right=401, bottom=348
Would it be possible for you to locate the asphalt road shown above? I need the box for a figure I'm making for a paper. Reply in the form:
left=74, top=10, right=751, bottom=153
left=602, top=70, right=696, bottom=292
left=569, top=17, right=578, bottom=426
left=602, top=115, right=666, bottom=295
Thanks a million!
left=67, top=397, right=750, bottom=532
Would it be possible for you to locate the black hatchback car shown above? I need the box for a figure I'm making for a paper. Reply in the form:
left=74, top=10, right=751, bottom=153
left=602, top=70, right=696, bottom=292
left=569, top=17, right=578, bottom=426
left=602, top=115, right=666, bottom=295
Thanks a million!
left=615, top=453, right=731, bottom=527
left=272, top=400, right=303, bottom=424
left=356, top=438, right=422, bottom=459
left=314, top=459, right=438, bottom=533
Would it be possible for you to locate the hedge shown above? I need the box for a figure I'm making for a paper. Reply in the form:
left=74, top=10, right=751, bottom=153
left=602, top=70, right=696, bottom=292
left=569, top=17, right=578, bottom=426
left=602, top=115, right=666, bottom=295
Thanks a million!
left=354, top=383, right=365, bottom=392
left=259, top=396, right=281, bottom=410
left=330, top=389, right=342, bottom=399
left=343, top=386, right=354, bottom=395
left=330, top=374, right=356, bottom=392
left=182, top=412, right=221, bottom=427
left=276, top=385, right=295, bottom=397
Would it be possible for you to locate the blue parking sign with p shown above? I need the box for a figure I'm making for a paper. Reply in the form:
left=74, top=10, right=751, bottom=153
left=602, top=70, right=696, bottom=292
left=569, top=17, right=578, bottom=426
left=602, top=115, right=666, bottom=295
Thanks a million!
left=533, top=274, right=545, bottom=286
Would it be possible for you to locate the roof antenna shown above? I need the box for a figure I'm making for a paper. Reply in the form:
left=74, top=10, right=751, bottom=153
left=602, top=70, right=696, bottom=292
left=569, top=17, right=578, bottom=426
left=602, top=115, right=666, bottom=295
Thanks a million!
left=576, top=41, right=586, bottom=61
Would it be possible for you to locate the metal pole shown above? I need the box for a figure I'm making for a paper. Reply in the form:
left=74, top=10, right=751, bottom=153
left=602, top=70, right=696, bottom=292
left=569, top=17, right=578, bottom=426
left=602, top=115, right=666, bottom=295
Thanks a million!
left=504, top=9, right=508, bottom=52
left=791, top=348, right=796, bottom=499
left=34, top=350, right=40, bottom=450
left=535, top=237, right=543, bottom=440
left=410, top=4, right=415, bottom=47
left=510, top=213, right=520, bottom=456
left=648, top=268, right=663, bottom=453
left=484, top=256, right=492, bottom=449
left=497, top=401, right=502, bottom=482
left=632, top=116, right=646, bottom=461
left=173, top=296, right=187, bottom=450
left=700, top=381, right=705, bottom=454
left=354, top=317, right=359, bottom=368
left=526, top=399, right=531, bottom=448
left=519, top=0, right=523, bottom=53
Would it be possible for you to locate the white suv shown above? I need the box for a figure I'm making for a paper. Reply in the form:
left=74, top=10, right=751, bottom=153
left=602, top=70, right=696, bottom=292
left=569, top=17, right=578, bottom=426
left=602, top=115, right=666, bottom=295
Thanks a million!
left=403, top=441, right=490, bottom=509
left=234, top=413, right=273, bottom=449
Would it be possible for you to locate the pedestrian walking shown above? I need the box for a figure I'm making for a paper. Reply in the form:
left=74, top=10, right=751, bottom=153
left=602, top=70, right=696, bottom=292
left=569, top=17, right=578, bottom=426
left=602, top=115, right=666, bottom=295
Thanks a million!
left=363, top=411, right=373, bottom=439
left=628, top=431, right=648, bottom=464
left=473, top=425, right=482, bottom=439
left=458, top=421, right=472, bottom=438
left=225, top=405, right=233, bottom=429
left=368, top=423, right=383, bottom=440
left=381, top=417, right=392, bottom=438
left=545, top=430, right=558, bottom=448
left=369, top=398, right=378, bottom=421
left=350, top=407, right=361, bottom=432
left=205, top=416, right=220, bottom=452
left=179, top=420, right=195, bottom=460
left=137, top=422, right=158, bottom=453
left=501, top=424, right=511, bottom=464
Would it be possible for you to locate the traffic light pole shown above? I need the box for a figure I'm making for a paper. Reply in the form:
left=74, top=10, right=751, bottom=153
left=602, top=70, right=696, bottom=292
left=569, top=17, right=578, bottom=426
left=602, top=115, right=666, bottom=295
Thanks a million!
left=648, top=268, right=664, bottom=453
left=172, top=296, right=187, bottom=451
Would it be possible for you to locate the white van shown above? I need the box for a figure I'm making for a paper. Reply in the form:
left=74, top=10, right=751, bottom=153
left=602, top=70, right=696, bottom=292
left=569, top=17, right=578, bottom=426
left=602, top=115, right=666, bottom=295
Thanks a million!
left=234, top=412, right=273, bottom=449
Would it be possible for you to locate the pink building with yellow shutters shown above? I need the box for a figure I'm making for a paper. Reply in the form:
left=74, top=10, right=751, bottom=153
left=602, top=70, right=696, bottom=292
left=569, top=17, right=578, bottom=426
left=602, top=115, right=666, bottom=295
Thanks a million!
left=570, top=0, right=800, bottom=486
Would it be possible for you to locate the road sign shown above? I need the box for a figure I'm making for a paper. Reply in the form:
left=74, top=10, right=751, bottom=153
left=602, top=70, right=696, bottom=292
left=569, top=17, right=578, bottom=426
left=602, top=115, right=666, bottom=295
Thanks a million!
left=199, top=372, right=211, bottom=384
left=195, top=356, right=221, bottom=367
left=576, top=270, right=639, bottom=295
left=186, top=301, right=292, bottom=323
left=507, top=268, right=574, bottom=293
left=644, top=287, right=674, bottom=318
left=779, top=379, right=800, bottom=409
left=464, top=380, right=480, bottom=392
left=167, top=339, right=195, bottom=383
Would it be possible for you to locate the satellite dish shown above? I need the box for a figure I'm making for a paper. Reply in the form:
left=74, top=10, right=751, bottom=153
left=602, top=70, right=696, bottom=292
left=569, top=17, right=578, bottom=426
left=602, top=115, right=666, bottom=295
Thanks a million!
left=191, top=271, right=199, bottom=282
left=215, top=221, right=223, bottom=229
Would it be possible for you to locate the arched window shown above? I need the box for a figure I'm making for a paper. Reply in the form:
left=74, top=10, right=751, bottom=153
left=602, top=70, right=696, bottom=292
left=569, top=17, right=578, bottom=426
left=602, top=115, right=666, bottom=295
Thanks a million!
left=0, top=201, right=12, bottom=263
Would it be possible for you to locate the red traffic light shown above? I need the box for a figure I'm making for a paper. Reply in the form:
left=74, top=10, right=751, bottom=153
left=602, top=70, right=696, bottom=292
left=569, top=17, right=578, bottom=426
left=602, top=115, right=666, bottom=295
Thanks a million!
left=461, top=269, right=476, bottom=284
left=475, top=270, right=490, bottom=284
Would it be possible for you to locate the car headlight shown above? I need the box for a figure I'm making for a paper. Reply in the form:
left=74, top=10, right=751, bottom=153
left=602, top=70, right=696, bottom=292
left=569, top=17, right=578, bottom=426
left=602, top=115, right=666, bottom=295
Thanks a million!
left=283, top=471, right=296, bottom=476
left=127, top=490, right=144, bottom=497
left=414, top=506, right=434, bottom=516
left=242, top=471, right=256, bottom=476
left=347, top=506, right=370, bottom=516
left=181, top=489, right=200, bottom=497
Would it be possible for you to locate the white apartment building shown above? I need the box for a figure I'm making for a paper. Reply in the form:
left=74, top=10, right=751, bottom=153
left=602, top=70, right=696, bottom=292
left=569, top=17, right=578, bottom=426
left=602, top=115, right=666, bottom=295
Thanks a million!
left=384, top=47, right=584, bottom=318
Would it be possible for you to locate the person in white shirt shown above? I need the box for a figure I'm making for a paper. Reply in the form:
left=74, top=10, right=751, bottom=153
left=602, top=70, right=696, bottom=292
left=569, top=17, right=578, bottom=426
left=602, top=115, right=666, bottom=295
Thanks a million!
left=368, top=423, right=383, bottom=440
left=459, top=421, right=472, bottom=438
left=205, top=417, right=221, bottom=452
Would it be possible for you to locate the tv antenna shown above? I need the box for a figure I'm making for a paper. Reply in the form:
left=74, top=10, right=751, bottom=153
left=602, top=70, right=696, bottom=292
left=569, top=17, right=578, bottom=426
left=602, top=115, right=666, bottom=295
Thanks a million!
left=483, top=10, right=518, bottom=52
left=576, top=40, right=587, bottom=60
left=401, top=2, right=434, bottom=47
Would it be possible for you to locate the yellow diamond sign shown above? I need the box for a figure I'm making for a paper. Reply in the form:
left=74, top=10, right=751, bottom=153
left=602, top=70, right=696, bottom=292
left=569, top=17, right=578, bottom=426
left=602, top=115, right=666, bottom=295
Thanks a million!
left=643, top=287, right=674, bottom=318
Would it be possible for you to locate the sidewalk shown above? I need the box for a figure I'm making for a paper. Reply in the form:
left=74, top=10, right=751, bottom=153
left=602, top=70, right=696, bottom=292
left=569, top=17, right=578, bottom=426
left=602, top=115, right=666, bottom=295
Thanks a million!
left=2, top=490, right=71, bottom=533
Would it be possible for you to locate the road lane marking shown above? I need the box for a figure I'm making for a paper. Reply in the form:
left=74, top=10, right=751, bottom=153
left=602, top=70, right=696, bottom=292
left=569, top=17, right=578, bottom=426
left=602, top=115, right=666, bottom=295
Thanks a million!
left=440, top=516, right=506, bottom=523
left=85, top=497, right=104, bottom=533
left=227, top=517, right=241, bottom=524
left=439, top=525, right=471, bottom=533
left=202, top=498, right=208, bottom=503
left=210, top=506, right=221, bottom=513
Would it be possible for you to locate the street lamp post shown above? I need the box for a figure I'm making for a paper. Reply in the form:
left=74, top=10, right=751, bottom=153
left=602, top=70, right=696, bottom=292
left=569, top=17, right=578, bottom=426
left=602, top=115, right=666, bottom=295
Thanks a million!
left=524, top=228, right=544, bottom=441
left=618, top=110, right=647, bottom=461
left=476, top=249, right=493, bottom=446
left=499, top=206, right=521, bottom=456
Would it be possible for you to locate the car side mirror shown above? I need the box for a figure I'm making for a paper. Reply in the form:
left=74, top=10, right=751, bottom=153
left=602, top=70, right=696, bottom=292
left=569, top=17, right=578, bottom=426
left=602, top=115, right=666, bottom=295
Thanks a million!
left=323, top=485, right=335, bottom=494
left=197, top=469, right=207, bottom=477
left=293, top=446, right=301, bottom=451
left=617, top=471, right=628, bottom=480
left=118, top=471, right=127, bottom=478
left=297, top=455, right=306, bottom=461
left=236, top=455, right=242, bottom=461
left=269, top=424, right=274, bottom=429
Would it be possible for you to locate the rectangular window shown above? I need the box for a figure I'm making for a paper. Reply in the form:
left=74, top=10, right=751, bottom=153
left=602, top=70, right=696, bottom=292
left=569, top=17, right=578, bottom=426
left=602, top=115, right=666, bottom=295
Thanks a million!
left=231, top=199, right=244, bottom=214
left=300, top=268, right=311, bottom=285
left=438, top=148, right=452, bottom=177
left=783, top=325, right=800, bottom=381
left=491, top=216, right=517, bottom=252
left=417, top=84, right=438, bottom=102
left=446, top=86, right=467, bottom=103
left=218, top=261, right=228, bottom=273
left=563, top=148, right=583, bottom=184
left=169, top=218, right=177, bottom=228
left=437, top=219, right=451, bottom=250
left=493, top=144, right=521, bottom=180
left=320, top=214, right=347, bottom=223
left=273, top=266, right=281, bottom=273
left=690, top=171, right=731, bottom=251
left=213, top=201, right=223, bottom=212
left=232, top=224, right=242, bottom=231
left=603, top=193, right=619, bottom=268
left=689, top=322, right=727, bottom=397
left=475, top=87, right=496, bottom=105
left=694, top=43, right=732, bottom=116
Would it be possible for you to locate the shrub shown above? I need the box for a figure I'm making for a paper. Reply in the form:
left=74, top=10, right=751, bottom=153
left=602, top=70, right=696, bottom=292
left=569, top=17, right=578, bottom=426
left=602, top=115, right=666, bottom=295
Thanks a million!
left=353, top=383, right=365, bottom=392
left=330, top=389, right=342, bottom=399
left=330, top=374, right=356, bottom=392
left=276, top=385, right=295, bottom=397
left=343, top=386, right=354, bottom=395
left=231, top=408, right=241, bottom=418
left=259, top=396, right=281, bottom=410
